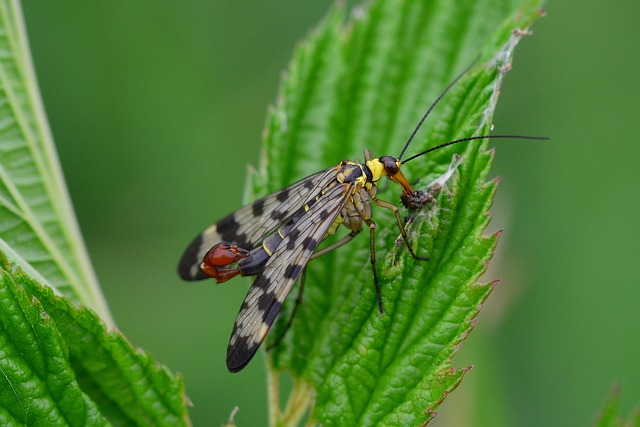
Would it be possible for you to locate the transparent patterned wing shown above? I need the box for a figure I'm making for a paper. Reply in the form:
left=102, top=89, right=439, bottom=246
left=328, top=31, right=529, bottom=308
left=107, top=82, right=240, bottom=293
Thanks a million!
left=178, top=168, right=339, bottom=280
left=225, top=180, right=354, bottom=372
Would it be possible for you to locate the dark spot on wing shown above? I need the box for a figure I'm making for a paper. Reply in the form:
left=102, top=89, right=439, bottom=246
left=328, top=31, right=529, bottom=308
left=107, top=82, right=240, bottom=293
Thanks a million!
left=270, top=209, right=288, bottom=221
left=288, top=228, right=301, bottom=241
left=303, top=179, right=316, bottom=190
left=227, top=338, right=259, bottom=373
left=263, top=300, right=282, bottom=325
left=252, top=198, right=266, bottom=216
left=284, top=264, right=303, bottom=280
left=216, top=214, right=244, bottom=245
left=276, top=188, right=290, bottom=202
left=177, top=233, right=207, bottom=280
left=318, top=209, right=331, bottom=221
left=255, top=276, right=272, bottom=290
left=256, top=290, right=275, bottom=310
left=302, top=237, right=318, bottom=250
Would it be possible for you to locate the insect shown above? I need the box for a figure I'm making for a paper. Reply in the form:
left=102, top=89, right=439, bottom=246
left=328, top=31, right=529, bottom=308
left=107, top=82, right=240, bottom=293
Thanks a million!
left=178, top=65, right=546, bottom=372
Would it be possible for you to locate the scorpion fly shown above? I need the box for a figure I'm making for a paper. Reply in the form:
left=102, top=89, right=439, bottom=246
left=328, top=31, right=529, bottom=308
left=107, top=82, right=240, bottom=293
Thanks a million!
left=178, top=63, right=546, bottom=372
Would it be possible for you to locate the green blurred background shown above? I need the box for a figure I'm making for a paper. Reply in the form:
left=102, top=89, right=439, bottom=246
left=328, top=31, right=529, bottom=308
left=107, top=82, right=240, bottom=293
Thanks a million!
left=20, top=1, right=639, bottom=426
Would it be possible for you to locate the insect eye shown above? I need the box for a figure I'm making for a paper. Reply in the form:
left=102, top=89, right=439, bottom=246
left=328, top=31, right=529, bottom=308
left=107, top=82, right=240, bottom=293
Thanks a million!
left=380, top=156, right=399, bottom=175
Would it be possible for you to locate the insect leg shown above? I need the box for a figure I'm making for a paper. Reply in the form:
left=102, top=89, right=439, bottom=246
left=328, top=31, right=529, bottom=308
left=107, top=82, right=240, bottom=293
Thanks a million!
left=374, top=198, right=429, bottom=261
left=365, top=219, right=385, bottom=314
left=310, top=230, right=359, bottom=260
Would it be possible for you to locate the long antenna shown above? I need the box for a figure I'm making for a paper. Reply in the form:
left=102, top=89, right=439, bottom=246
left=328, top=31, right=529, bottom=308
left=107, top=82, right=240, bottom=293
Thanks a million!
left=402, top=134, right=550, bottom=164
left=398, top=58, right=480, bottom=160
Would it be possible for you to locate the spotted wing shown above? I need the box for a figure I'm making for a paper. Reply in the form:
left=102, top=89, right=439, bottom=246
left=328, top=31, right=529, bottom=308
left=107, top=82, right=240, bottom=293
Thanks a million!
left=178, top=168, right=339, bottom=280
left=225, top=180, right=355, bottom=372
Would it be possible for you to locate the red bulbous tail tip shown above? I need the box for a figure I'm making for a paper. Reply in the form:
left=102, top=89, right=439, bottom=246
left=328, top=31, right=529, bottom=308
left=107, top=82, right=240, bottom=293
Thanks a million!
left=200, top=242, right=250, bottom=283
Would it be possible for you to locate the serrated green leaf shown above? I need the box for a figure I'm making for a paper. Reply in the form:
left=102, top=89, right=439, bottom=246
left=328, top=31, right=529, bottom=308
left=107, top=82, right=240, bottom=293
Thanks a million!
left=0, top=0, right=110, bottom=322
left=0, top=2, right=193, bottom=425
left=0, top=253, right=191, bottom=426
left=0, top=258, right=109, bottom=426
left=250, top=0, right=546, bottom=425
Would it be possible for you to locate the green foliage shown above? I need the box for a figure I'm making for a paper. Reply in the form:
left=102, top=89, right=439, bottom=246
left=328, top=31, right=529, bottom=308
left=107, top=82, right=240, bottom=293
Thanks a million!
left=0, top=254, right=190, bottom=426
left=0, top=0, right=577, bottom=425
left=0, top=2, right=190, bottom=425
left=0, top=0, right=110, bottom=322
left=256, top=0, right=545, bottom=425
left=594, top=388, right=640, bottom=427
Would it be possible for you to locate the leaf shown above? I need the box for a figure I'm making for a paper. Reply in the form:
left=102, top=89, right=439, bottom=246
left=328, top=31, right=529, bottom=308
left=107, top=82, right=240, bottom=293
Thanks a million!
left=0, top=3, right=190, bottom=424
left=0, top=0, right=111, bottom=322
left=0, top=253, right=191, bottom=426
left=594, top=387, right=640, bottom=427
left=250, top=0, right=546, bottom=425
